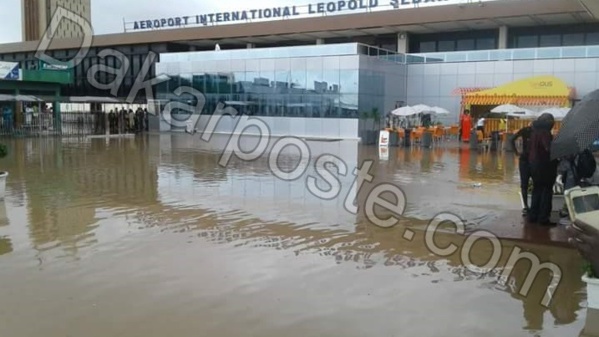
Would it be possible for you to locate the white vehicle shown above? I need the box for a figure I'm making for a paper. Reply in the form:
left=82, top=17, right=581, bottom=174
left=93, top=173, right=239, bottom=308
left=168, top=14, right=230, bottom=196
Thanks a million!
left=565, top=186, right=599, bottom=229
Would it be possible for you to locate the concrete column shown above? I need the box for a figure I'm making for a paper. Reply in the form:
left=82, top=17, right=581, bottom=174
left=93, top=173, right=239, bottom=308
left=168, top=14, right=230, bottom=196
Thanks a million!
left=53, top=101, right=61, bottom=133
left=14, top=88, right=22, bottom=129
left=397, top=32, right=409, bottom=54
left=246, top=43, right=255, bottom=49
left=316, top=38, right=325, bottom=45
left=498, top=26, right=508, bottom=49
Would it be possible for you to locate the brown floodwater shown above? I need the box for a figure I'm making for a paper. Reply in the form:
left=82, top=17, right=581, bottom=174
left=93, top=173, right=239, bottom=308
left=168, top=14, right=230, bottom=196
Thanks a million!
left=0, top=134, right=588, bottom=337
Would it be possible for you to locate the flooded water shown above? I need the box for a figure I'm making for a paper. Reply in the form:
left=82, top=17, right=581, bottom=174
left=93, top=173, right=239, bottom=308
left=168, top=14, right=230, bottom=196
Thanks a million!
left=0, top=134, right=588, bottom=337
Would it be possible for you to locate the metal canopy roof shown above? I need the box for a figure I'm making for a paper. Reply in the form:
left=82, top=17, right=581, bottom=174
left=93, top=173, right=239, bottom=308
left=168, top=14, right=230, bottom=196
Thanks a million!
left=0, top=95, right=123, bottom=103
left=179, top=12, right=596, bottom=48
left=64, top=96, right=123, bottom=103
left=0, top=94, right=43, bottom=102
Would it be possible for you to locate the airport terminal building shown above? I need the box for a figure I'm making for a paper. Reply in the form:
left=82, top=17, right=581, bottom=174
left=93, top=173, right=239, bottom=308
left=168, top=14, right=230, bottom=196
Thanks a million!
left=1, top=0, right=599, bottom=138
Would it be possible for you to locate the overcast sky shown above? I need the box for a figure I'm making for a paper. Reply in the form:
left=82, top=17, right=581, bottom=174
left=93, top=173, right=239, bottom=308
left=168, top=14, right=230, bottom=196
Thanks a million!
left=0, top=0, right=301, bottom=43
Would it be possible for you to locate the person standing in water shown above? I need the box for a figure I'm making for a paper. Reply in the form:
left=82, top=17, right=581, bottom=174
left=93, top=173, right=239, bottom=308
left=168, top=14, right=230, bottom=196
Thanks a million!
left=511, top=122, right=533, bottom=216
left=460, top=110, right=472, bottom=143
left=528, top=113, right=558, bottom=226
left=476, top=115, right=486, bottom=137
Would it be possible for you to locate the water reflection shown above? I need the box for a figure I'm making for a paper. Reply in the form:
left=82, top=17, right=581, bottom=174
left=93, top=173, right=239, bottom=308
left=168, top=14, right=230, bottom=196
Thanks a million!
left=506, top=243, right=582, bottom=330
left=458, top=147, right=518, bottom=184
left=0, top=135, right=587, bottom=336
left=0, top=236, right=12, bottom=256
left=0, top=137, right=159, bottom=257
left=581, top=309, right=599, bottom=336
left=0, top=201, right=8, bottom=227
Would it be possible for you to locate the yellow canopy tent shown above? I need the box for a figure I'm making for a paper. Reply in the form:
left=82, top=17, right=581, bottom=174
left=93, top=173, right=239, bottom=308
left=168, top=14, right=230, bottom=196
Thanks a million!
left=455, top=75, right=576, bottom=135
left=462, top=75, right=576, bottom=106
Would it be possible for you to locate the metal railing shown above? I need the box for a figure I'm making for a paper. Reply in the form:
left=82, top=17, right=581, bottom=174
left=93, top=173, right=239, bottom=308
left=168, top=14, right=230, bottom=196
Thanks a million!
left=0, top=112, right=149, bottom=137
left=407, top=45, right=599, bottom=64
left=160, top=42, right=599, bottom=67
left=159, top=42, right=407, bottom=64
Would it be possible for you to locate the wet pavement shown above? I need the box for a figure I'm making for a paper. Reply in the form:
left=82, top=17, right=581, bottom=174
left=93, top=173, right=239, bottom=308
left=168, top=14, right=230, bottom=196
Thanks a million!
left=0, top=134, right=588, bottom=337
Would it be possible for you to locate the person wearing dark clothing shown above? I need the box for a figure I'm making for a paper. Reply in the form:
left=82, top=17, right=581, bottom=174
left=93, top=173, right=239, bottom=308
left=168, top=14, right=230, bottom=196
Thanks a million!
left=135, top=108, right=143, bottom=132
left=511, top=123, right=533, bottom=215
left=143, top=108, right=149, bottom=131
left=527, top=113, right=558, bottom=226
left=421, top=113, right=432, bottom=128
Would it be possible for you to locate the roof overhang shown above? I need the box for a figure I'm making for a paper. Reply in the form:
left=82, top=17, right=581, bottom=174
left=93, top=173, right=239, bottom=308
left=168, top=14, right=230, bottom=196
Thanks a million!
left=62, top=96, right=123, bottom=103
left=0, top=0, right=593, bottom=53
left=578, top=0, right=599, bottom=20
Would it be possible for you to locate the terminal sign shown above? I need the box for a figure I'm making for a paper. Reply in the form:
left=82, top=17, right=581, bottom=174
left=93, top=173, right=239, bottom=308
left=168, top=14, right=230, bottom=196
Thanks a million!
left=130, top=0, right=451, bottom=31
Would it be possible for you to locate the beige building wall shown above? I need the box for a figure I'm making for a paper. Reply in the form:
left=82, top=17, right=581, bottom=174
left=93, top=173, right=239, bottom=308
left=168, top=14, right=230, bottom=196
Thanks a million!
left=21, top=0, right=91, bottom=41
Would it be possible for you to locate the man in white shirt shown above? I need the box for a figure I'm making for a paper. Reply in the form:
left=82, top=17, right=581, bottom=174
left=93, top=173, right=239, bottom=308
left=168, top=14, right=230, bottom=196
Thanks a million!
left=25, top=105, right=33, bottom=125
left=476, top=117, right=485, bottom=137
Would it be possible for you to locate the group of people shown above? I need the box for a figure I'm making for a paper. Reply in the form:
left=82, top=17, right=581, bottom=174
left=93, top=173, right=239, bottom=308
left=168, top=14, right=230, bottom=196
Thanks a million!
left=459, top=110, right=492, bottom=141
left=100, top=107, right=149, bottom=134
left=512, top=113, right=597, bottom=226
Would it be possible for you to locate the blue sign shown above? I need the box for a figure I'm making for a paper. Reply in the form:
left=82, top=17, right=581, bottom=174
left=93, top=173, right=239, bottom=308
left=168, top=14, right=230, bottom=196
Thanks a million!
left=132, top=0, right=432, bottom=31
left=0, top=62, right=19, bottom=80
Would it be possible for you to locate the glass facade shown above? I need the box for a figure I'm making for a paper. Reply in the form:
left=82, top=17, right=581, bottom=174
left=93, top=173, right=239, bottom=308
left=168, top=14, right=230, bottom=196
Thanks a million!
left=0, top=43, right=176, bottom=102
left=509, top=24, right=599, bottom=49
left=409, top=30, right=499, bottom=53
left=156, top=43, right=406, bottom=122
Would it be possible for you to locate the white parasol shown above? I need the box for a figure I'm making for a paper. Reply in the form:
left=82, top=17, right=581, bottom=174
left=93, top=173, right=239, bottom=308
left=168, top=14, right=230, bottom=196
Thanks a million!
left=391, top=106, right=419, bottom=117
left=491, top=104, right=527, bottom=114
left=540, top=107, right=569, bottom=120
left=430, top=106, right=450, bottom=115
left=507, top=108, right=537, bottom=118
left=411, top=104, right=433, bottom=114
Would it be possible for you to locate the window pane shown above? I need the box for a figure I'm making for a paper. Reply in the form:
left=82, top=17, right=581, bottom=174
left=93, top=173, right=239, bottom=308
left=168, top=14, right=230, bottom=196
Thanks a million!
left=290, top=69, right=306, bottom=89
left=587, top=32, right=599, bottom=45
left=539, top=34, right=561, bottom=47
left=232, top=72, right=245, bottom=93
left=339, top=70, right=358, bottom=94
left=512, top=49, right=535, bottom=59
left=537, top=48, right=560, bottom=59
left=192, top=74, right=205, bottom=93
left=516, top=35, right=538, bottom=48
left=419, top=41, right=436, bottom=53
left=563, top=33, right=584, bottom=46
left=476, top=38, right=496, bottom=50
left=274, top=71, right=290, bottom=89
left=322, top=70, right=340, bottom=94
left=305, top=70, right=321, bottom=91
left=157, top=77, right=169, bottom=97
left=179, top=74, right=192, bottom=87
left=381, top=43, right=396, bottom=51
left=246, top=71, right=260, bottom=85
left=437, top=40, right=455, bottom=52
left=167, top=75, right=180, bottom=94
left=457, top=39, right=475, bottom=51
